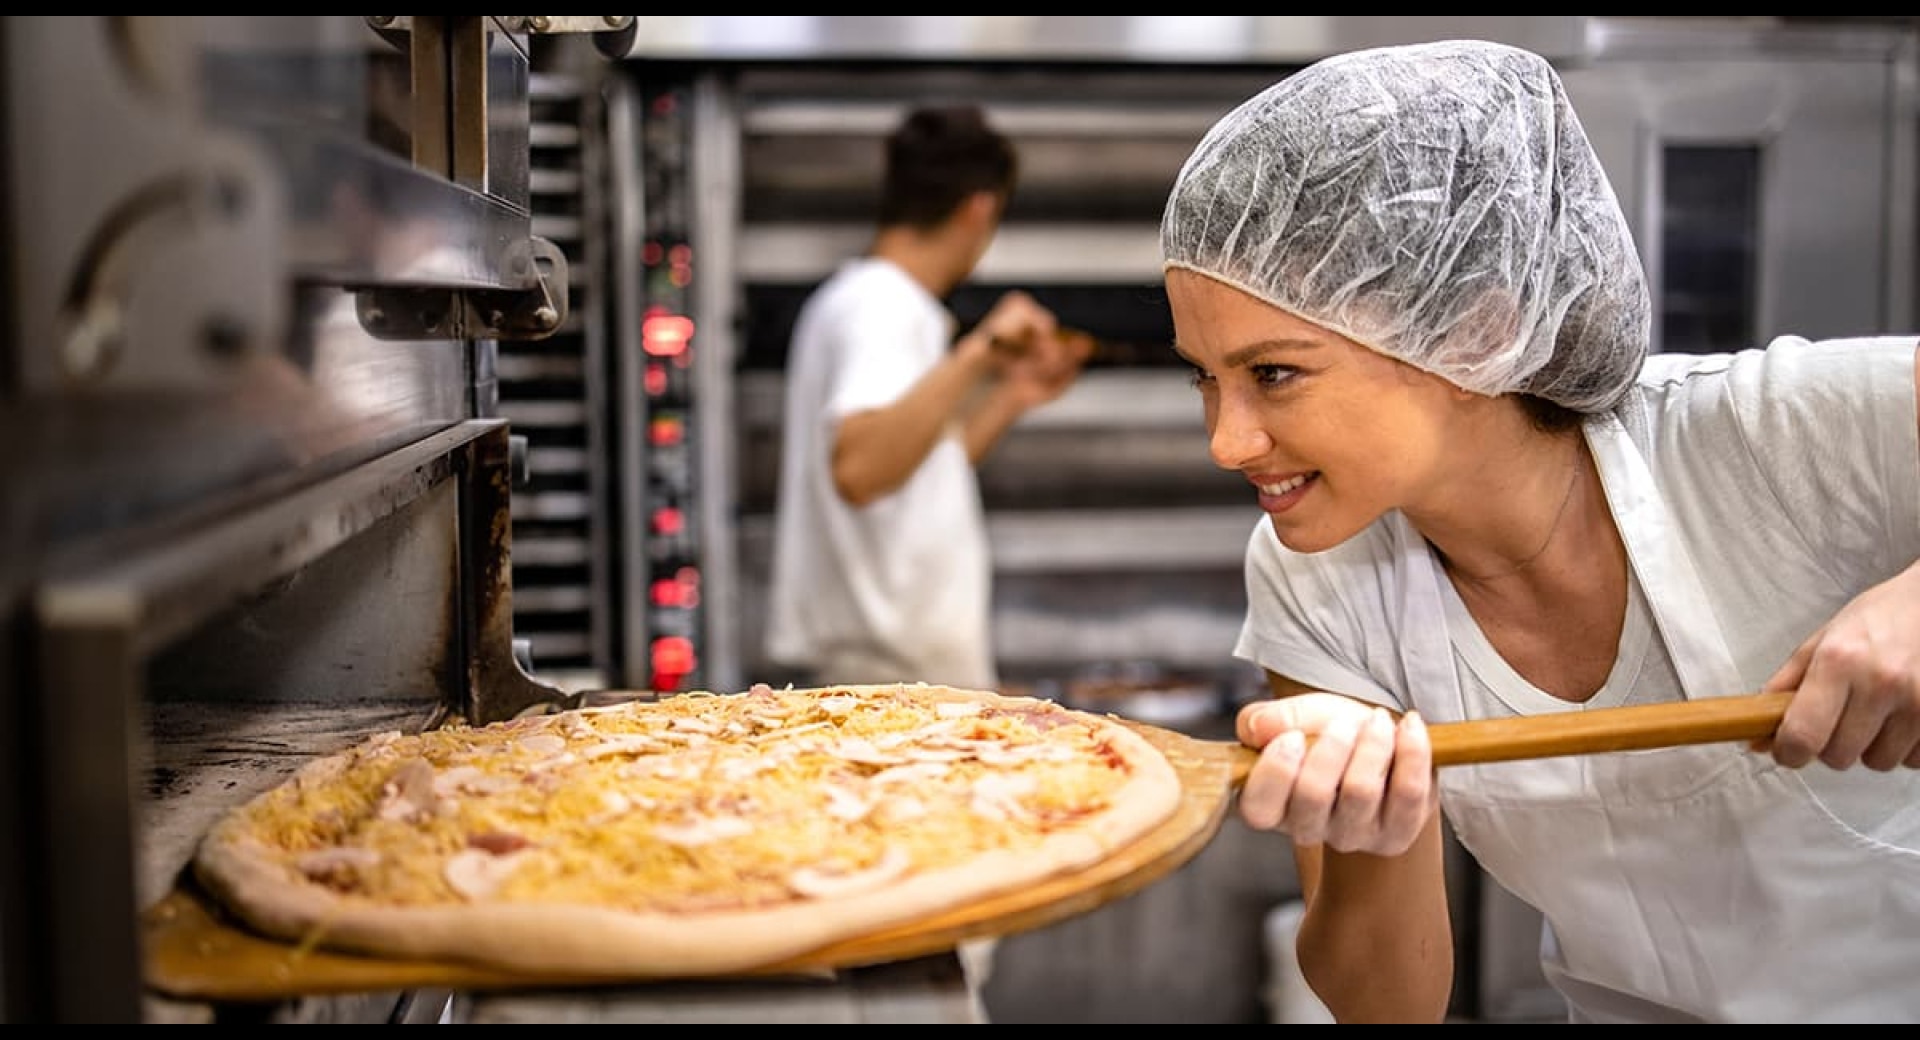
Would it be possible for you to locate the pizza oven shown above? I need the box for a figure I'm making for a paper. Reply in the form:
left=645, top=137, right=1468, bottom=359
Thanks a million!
left=0, top=15, right=644, bottom=1024
left=2, top=16, right=1081, bottom=1025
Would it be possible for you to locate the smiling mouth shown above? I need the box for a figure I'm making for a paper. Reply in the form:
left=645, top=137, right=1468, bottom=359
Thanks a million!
left=1254, top=474, right=1310, bottom=497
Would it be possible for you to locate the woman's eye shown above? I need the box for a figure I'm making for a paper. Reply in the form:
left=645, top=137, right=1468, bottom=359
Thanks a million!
left=1250, top=364, right=1293, bottom=388
left=1185, top=364, right=1214, bottom=388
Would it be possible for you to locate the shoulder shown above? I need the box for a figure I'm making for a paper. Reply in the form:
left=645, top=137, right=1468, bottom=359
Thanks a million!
left=1634, top=335, right=1915, bottom=395
left=800, top=259, right=941, bottom=328
left=1626, top=336, right=1916, bottom=439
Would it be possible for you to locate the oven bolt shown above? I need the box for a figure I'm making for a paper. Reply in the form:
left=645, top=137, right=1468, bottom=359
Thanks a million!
left=203, top=315, right=249, bottom=361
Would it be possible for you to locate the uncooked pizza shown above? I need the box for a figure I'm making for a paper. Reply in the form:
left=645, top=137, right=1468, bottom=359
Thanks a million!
left=190, top=682, right=1183, bottom=977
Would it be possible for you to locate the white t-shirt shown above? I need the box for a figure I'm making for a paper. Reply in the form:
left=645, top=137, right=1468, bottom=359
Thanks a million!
left=1233, top=335, right=1920, bottom=1021
left=765, top=257, right=995, bottom=689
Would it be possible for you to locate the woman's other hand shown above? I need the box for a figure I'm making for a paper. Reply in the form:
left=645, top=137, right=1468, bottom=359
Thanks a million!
left=1761, top=562, right=1920, bottom=771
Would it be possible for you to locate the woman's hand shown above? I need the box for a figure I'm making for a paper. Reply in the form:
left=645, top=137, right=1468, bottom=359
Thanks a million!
left=1762, top=561, right=1920, bottom=771
left=1234, top=691, right=1439, bottom=855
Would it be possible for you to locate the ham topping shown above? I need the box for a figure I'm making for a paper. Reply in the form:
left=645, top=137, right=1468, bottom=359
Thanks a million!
left=822, top=783, right=875, bottom=822
left=970, top=773, right=1037, bottom=822
left=653, top=814, right=754, bottom=847
left=444, top=848, right=531, bottom=901
left=581, top=734, right=668, bottom=759
left=787, top=846, right=911, bottom=899
left=377, top=758, right=439, bottom=821
left=296, top=845, right=381, bottom=883
left=513, top=733, right=567, bottom=757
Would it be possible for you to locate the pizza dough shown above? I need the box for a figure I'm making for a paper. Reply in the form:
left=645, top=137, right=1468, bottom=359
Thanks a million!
left=190, top=682, right=1184, bottom=977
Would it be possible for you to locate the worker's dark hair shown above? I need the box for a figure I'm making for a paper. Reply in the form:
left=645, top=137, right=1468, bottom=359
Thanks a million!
left=878, top=104, right=1018, bottom=230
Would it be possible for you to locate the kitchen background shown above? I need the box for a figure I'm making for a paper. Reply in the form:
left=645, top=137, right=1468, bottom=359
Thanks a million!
left=500, top=15, right=1919, bottom=1023
left=2, top=15, right=1913, bottom=1024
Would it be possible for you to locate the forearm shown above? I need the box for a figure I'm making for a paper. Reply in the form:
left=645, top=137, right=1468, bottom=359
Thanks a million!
left=831, top=335, right=994, bottom=505
left=1295, top=817, right=1453, bottom=1024
left=958, top=380, right=1028, bottom=463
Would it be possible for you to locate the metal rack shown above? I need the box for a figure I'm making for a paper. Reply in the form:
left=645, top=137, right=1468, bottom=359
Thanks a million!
left=495, top=71, right=615, bottom=686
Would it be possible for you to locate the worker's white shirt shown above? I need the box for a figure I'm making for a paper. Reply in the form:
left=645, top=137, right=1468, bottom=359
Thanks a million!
left=1236, top=335, right=1920, bottom=1022
left=765, top=257, right=994, bottom=690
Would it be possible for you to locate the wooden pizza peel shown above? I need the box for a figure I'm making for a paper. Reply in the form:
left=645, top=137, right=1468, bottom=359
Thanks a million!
left=141, top=690, right=1790, bottom=1002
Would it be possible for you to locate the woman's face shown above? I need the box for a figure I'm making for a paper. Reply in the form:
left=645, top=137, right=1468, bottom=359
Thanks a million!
left=1166, top=269, right=1469, bottom=553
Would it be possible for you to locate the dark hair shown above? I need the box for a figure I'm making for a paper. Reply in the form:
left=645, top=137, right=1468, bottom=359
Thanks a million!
left=1516, top=393, right=1583, bottom=434
left=878, top=104, right=1018, bottom=230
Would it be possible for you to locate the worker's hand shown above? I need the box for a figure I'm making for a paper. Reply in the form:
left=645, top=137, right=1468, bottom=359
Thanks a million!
left=1235, top=692, right=1438, bottom=856
left=998, top=328, right=1090, bottom=409
left=967, top=290, right=1057, bottom=362
left=971, top=291, right=1091, bottom=409
left=1760, top=560, right=1920, bottom=771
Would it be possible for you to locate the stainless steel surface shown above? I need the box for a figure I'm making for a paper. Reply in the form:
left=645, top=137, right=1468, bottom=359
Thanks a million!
left=608, top=75, right=653, bottom=692
left=689, top=77, right=746, bottom=695
left=6, top=17, right=285, bottom=394
left=609, top=16, right=1594, bottom=63
left=492, top=72, right=618, bottom=681
left=1563, top=21, right=1918, bottom=347
left=743, top=224, right=1171, bottom=286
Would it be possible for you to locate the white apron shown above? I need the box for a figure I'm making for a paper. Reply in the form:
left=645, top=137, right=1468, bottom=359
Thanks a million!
left=1420, top=414, right=1920, bottom=1023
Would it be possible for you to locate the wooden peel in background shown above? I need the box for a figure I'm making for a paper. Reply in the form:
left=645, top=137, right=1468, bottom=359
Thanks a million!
left=988, top=325, right=1102, bottom=360
left=1222, top=690, right=1795, bottom=784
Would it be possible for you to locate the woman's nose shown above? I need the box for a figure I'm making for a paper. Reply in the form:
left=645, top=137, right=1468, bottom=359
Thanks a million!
left=1208, top=394, right=1273, bottom=470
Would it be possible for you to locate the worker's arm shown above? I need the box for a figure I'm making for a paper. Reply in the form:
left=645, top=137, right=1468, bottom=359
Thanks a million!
left=832, top=290, right=1065, bottom=505
left=830, top=333, right=997, bottom=506
left=1242, top=671, right=1454, bottom=1024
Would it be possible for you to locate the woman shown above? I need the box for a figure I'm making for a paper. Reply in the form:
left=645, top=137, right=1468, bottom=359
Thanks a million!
left=1161, top=39, right=1920, bottom=1023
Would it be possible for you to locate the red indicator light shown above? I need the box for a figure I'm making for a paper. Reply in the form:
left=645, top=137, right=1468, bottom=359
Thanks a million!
left=652, top=506, right=684, bottom=536
left=649, top=416, right=684, bottom=446
left=642, top=313, right=694, bottom=357
left=651, top=635, right=696, bottom=676
left=644, top=362, right=668, bottom=397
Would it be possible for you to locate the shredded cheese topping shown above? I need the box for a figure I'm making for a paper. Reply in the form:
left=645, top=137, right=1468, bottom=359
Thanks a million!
left=221, top=684, right=1151, bottom=914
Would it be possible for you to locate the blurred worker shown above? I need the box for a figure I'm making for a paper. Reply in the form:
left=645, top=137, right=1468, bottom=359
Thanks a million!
left=765, top=103, right=1092, bottom=693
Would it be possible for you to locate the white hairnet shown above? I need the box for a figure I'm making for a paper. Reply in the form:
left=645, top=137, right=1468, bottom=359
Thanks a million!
left=1161, top=40, right=1649, bottom=413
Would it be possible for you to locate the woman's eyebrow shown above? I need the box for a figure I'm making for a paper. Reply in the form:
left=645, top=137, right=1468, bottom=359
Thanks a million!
left=1223, top=338, right=1322, bottom=368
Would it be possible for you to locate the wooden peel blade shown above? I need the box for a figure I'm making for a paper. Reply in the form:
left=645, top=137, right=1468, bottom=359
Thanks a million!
left=988, top=326, right=1101, bottom=359
left=1224, top=690, right=1793, bottom=786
